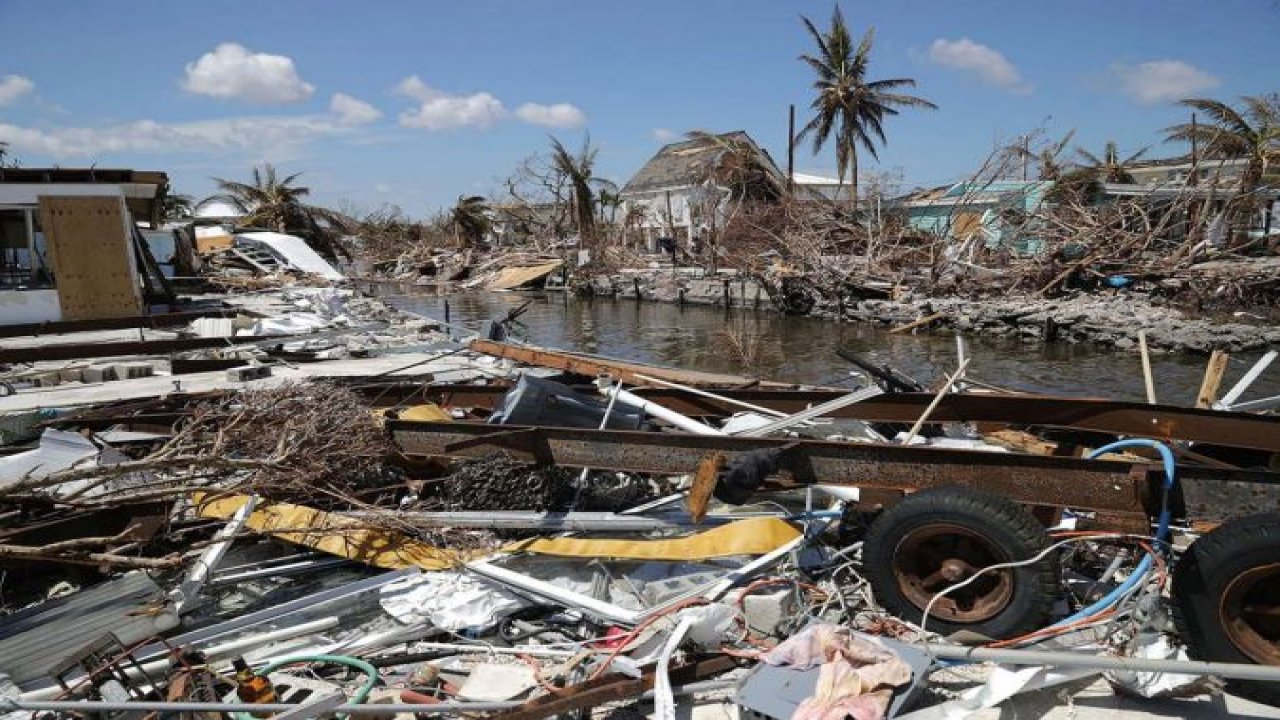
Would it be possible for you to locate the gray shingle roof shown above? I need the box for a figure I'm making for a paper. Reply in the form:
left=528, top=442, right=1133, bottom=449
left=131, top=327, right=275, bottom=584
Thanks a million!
left=621, top=130, right=783, bottom=195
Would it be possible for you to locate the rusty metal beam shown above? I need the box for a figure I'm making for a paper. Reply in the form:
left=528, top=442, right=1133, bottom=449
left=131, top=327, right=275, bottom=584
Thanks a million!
left=389, top=420, right=1153, bottom=516
left=357, top=382, right=1280, bottom=454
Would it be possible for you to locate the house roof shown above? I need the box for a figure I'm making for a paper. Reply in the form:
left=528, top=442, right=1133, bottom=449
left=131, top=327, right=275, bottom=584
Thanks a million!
left=898, top=180, right=1052, bottom=208
left=621, top=130, right=783, bottom=195
left=792, top=172, right=843, bottom=186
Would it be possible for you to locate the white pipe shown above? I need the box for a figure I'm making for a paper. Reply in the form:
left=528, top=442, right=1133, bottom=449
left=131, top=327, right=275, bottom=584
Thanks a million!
left=397, top=641, right=577, bottom=658
left=173, top=495, right=258, bottom=611
left=737, top=385, right=884, bottom=437
left=595, top=380, right=723, bottom=436
left=1216, top=350, right=1277, bottom=409
left=632, top=372, right=789, bottom=418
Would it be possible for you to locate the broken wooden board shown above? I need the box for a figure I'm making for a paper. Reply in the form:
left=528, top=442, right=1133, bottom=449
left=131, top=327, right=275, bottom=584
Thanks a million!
left=39, top=195, right=143, bottom=321
left=468, top=339, right=791, bottom=388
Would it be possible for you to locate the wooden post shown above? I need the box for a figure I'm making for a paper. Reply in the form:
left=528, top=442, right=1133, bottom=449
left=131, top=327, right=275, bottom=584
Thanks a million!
left=1138, top=331, right=1157, bottom=405
left=1195, top=350, right=1229, bottom=409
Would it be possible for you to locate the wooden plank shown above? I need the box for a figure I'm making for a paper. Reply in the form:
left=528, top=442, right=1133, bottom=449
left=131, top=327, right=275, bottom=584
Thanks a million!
left=889, top=311, right=946, bottom=334
left=39, top=195, right=143, bottom=321
left=467, top=339, right=788, bottom=388
left=1196, top=349, right=1229, bottom=409
left=1138, top=330, right=1157, bottom=405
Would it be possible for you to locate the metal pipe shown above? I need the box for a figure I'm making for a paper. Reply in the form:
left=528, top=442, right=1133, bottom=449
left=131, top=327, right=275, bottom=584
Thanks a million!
left=633, top=372, right=789, bottom=418
left=1226, top=393, right=1280, bottom=413
left=1216, top=350, right=1277, bottom=409
left=173, top=495, right=258, bottom=610
left=738, top=385, right=884, bottom=437
left=349, top=510, right=743, bottom=532
left=6, top=681, right=737, bottom=715
left=210, top=557, right=351, bottom=585
left=596, top=380, right=722, bottom=436
left=928, top=643, right=1280, bottom=682
left=394, top=641, right=577, bottom=659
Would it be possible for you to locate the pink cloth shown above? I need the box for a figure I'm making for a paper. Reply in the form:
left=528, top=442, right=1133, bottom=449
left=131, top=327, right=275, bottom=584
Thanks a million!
left=759, top=624, right=912, bottom=720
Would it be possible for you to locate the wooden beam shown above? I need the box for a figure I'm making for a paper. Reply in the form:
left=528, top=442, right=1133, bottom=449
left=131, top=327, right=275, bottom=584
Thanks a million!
left=1196, top=350, right=1229, bottom=409
left=1138, top=330, right=1157, bottom=405
left=889, top=311, right=946, bottom=334
left=467, top=339, right=787, bottom=388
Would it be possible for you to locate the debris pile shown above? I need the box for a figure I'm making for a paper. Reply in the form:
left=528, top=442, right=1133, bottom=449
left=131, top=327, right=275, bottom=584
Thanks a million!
left=2, top=306, right=1280, bottom=718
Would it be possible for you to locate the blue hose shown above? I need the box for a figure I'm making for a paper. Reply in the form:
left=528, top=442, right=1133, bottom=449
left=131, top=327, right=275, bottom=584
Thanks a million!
left=1050, top=439, right=1177, bottom=627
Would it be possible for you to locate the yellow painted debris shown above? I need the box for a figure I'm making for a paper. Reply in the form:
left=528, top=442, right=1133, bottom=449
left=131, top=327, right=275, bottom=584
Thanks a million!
left=504, top=516, right=801, bottom=561
left=194, top=493, right=464, bottom=570
left=196, top=494, right=800, bottom=569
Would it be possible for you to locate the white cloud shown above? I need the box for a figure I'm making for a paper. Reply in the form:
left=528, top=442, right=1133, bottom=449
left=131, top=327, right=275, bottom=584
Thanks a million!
left=394, top=75, right=507, bottom=130
left=0, top=74, right=35, bottom=107
left=928, top=38, right=1031, bottom=94
left=0, top=114, right=350, bottom=159
left=652, top=128, right=678, bottom=142
left=182, top=43, right=314, bottom=104
left=374, top=183, right=392, bottom=193
left=1110, top=60, right=1219, bottom=105
left=515, top=102, right=586, bottom=128
left=330, top=92, right=382, bottom=126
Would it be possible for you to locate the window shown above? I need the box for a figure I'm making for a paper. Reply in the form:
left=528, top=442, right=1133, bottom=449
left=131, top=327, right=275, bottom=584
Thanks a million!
left=0, top=208, right=52, bottom=289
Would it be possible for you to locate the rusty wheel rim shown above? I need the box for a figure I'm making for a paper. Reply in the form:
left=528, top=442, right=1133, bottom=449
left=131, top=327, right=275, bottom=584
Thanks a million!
left=1220, top=562, right=1280, bottom=665
left=892, top=523, right=1015, bottom=624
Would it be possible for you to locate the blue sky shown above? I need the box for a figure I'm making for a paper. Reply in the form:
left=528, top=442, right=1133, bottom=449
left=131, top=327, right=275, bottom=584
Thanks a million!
left=1, top=1, right=1276, bottom=215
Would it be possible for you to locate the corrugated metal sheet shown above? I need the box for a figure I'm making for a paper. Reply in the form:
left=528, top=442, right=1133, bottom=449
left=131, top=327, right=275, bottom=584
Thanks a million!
left=0, top=572, right=178, bottom=687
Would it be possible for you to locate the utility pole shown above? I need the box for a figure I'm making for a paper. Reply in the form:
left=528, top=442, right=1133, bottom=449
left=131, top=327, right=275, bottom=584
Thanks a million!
left=1021, top=135, right=1029, bottom=181
left=787, top=104, right=796, bottom=196
left=1189, top=112, right=1199, bottom=186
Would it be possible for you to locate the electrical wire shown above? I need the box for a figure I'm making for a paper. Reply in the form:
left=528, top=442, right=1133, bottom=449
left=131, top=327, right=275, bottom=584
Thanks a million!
left=915, top=439, right=1179, bottom=660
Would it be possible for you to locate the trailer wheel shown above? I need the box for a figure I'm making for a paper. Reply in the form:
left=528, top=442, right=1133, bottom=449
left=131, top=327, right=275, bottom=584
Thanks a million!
left=863, top=486, right=1058, bottom=640
left=1173, top=512, right=1280, bottom=706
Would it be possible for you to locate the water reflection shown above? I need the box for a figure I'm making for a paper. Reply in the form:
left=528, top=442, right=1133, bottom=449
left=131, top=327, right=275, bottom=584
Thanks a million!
left=384, top=289, right=1278, bottom=403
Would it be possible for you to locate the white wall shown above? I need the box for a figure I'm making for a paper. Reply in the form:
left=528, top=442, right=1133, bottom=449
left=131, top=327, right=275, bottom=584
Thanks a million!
left=0, top=289, right=61, bottom=324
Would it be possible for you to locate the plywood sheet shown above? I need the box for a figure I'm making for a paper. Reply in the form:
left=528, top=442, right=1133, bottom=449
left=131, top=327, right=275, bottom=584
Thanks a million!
left=486, top=261, right=563, bottom=290
left=39, top=195, right=143, bottom=321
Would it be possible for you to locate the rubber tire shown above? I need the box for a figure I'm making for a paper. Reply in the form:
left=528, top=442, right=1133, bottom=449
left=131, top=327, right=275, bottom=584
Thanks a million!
left=863, top=486, right=1058, bottom=640
left=1173, top=512, right=1280, bottom=706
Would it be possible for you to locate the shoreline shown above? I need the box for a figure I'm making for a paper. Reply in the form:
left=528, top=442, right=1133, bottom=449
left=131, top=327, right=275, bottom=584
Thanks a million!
left=559, top=269, right=1280, bottom=355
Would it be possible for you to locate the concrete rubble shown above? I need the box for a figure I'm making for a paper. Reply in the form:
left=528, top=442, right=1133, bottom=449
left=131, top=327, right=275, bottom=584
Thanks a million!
left=3, top=276, right=1280, bottom=719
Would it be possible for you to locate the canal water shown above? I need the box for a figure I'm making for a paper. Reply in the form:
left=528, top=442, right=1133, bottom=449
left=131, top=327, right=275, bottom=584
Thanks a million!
left=384, top=289, right=1279, bottom=403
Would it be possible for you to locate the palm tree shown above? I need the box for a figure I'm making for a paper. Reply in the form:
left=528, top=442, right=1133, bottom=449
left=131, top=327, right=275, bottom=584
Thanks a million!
left=1011, top=130, right=1076, bottom=181
left=160, top=193, right=194, bottom=223
left=0, top=140, right=17, bottom=169
left=1165, top=94, right=1280, bottom=209
left=1073, top=141, right=1149, bottom=184
left=450, top=195, right=492, bottom=247
left=796, top=7, right=936, bottom=209
left=549, top=135, right=600, bottom=246
left=208, top=164, right=349, bottom=258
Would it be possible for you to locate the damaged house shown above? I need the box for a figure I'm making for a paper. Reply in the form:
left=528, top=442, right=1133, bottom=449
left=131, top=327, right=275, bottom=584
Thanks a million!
left=899, top=180, right=1053, bottom=256
left=620, top=130, right=786, bottom=253
left=0, top=168, right=174, bottom=325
